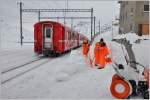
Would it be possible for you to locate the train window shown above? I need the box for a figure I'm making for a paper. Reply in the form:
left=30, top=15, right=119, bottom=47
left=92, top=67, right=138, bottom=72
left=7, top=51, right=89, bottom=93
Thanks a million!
left=66, top=32, right=68, bottom=39
left=45, top=27, right=52, bottom=38
left=65, top=31, right=68, bottom=40
left=68, top=32, right=70, bottom=40
left=69, top=32, right=71, bottom=40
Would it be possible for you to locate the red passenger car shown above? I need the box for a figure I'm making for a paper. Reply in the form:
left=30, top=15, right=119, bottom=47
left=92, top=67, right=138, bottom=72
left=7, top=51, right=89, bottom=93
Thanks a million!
left=34, top=21, right=88, bottom=56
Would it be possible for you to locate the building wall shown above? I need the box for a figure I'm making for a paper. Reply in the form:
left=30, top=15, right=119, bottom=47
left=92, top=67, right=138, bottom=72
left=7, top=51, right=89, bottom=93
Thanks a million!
left=119, top=1, right=149, bottom=35
left=134, top=1, right=149, bottom=35
left=120, top=1, right=135, bottom=33
left=119, top=1, right=136, bottom=34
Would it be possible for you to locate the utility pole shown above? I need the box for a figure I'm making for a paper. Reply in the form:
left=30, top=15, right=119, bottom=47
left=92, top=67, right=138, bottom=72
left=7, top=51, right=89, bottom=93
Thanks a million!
left=0, top=20, right=3, bottom=50
left=99, top=20, right=100, bottom=34
left=57, top=17, right=59, bottom=22
left=19, top=2, right=23, bottom=46
left=63, top=10, right=65, bottom=24
left=64, top=0, right=68, bottom=25
left=91, top=8, right=93, bottom=41
left=94, top=16, right=96, bottom=36
left=38, top=11, right=40, bottom=22
left=71, top=17, right=73, bottom=43
left=112, top=21, right=113, bottom=40
left=71, top=17, right=73, bottom=29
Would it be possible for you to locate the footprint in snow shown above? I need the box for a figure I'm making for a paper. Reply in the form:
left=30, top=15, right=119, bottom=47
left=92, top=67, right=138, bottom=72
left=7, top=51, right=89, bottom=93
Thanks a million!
left=54, top=72, right=70, bottom=82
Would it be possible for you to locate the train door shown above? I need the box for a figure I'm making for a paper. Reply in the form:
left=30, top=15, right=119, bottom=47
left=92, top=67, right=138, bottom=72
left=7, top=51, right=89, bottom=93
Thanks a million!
left=43, top=23, right=53, bottom=49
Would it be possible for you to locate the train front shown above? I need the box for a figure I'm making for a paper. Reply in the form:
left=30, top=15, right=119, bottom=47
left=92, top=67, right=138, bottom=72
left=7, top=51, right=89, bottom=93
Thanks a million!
left=34, top=21, right=54, bottom=56
left=42, top=22, right=54, bottom=56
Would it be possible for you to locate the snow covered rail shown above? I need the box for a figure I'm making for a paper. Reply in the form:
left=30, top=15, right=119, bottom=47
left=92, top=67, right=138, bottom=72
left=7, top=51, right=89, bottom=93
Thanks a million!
left=1, top=58, right=50, bottom=84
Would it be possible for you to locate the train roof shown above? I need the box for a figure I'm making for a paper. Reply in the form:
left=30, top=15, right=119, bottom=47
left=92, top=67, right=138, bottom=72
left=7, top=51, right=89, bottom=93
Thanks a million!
left=34, top=21, right=62, bottom=26
left=34, top=21, right=72, bottom=30
left=34, top=21, right=87, bottom=38
left=34, top=21, right=73, bottom=31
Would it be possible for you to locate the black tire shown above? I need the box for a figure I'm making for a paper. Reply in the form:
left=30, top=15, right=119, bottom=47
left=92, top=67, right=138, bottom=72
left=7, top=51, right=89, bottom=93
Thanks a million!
left=143, top=90, right=149, bottom=99
left=44, top=54, right=49, bottom=57
left=129, top=80, right=137, bottom=96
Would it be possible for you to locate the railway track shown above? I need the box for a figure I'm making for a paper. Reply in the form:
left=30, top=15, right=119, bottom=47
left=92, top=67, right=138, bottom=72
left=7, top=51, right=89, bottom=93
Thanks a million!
left=0, top=52, right=38, bottom=65
left=2, top=58, right=43, bottom=74
left=1, top=57, right=50, bottom=84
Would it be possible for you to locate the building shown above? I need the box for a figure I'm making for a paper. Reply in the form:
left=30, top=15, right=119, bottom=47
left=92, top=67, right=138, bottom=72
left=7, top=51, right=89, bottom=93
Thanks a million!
left=119, top=1, right=149, bottom=36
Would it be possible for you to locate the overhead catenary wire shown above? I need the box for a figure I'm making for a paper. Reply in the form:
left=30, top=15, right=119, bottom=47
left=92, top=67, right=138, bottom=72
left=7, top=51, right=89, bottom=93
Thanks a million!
left=18, top=0, right=95, bottom=45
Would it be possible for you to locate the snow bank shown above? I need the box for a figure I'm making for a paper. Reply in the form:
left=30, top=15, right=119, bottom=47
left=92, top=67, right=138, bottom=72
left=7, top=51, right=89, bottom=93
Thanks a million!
left=114, top=32, right=149, bottom=44
left=114, top=32, right=149, bottom=67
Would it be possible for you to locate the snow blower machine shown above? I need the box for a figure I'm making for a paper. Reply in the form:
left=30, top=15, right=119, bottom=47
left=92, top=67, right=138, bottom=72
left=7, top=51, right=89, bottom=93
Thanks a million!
left=110, top=39, right=149, bottom=99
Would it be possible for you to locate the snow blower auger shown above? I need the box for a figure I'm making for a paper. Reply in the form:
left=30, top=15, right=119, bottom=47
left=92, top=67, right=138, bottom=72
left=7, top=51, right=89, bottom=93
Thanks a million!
left=110, top=39, right=149, bottom=99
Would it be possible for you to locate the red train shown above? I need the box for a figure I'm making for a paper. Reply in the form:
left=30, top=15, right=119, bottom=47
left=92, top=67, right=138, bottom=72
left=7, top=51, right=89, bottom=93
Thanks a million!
left=34, top=21, right=88, bottom=56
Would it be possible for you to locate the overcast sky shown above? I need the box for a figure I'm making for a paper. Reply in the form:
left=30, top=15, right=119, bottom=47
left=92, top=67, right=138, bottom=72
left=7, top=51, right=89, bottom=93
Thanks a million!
left=0, top=0, right=120, bottom=26
left=0, top=0, right=120, bottom=37
left=22, top=0, right=120, bottom=26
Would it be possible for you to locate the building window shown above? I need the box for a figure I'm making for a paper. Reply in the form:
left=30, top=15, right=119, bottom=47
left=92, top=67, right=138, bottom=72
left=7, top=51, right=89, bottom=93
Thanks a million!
left=144, top=5, right=149, bottom=11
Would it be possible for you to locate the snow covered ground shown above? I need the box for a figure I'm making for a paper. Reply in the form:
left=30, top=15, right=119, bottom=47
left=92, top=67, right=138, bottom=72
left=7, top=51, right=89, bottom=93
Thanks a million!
left=0, top=0, right=149, bottom=99
left=1, top=30, right=149, bottom=99
left=1, top=46, right=115, bottom=99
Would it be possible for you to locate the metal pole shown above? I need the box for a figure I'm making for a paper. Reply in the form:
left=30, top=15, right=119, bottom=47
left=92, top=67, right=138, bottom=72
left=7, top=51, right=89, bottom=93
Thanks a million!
left=71, top=17, right=73, bottom=29
left=57, top=17, right=59, bottom=22
left=99, top=20, right=100, bottom=34
left=0, top=20, right=3, bottom=50
left=91, top=8, right=93, bottom=41
left=20, top=2, right=23, bottom=46
left=71, top=17, right=73, bottom=43
left=64, top=11, right=66, bottom=25
left=0, top=20, right=2, bottom=50
left=112, top=21, right=113, bottom=40
left=38, top=11, right=40, bottom=22
left=94, top=16, right=96, bottom=35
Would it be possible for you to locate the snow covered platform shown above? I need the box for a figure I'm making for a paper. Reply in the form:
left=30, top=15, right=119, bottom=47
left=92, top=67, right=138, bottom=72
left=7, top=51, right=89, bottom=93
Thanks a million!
left=1, top=32, right=149, bottom=99
left=1, top=47, right=116, bottom=99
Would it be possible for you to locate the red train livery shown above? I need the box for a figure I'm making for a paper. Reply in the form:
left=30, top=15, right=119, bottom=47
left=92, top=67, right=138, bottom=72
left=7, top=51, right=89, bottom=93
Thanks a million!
left=34, top=21, right=88, bottom=56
